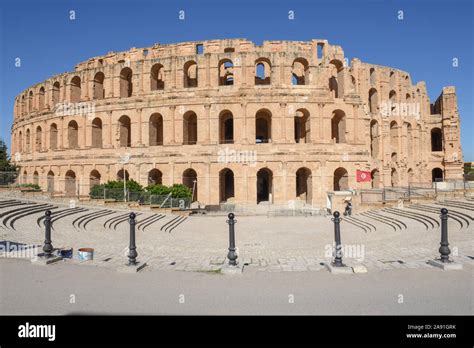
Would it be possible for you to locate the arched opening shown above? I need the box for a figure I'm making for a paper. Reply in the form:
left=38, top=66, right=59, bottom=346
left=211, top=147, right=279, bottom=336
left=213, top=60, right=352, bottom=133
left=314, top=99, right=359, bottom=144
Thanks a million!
left=18, top=131, right=23, bottom=153
left=119, top=67, right=133, bottom=97
left=90, top=170, right=101, bottom=188
left=117, top=169, right=130, bottom=181
left=183, top=111, right=197, bottom=145
left=49, top=123, right=58, bottom=150
left=38, top=87, right=45, bottom=110
left=28, top=91, right=34, bottom=112
left=391, top=168, right=398, bottom=187
left=368, top=88, right=378, bottom=113
left=219, top=111, right=234, bottom=144
left=148, top=169, right=163, bottom=185
left=118, top=115, right=131, bottom=147
left=255, top=58, right=271, bottom=85
left=390, top=121, right=398, bottom=150
left=150, top=64, right=165, bottom=90
left=369, top=68, right=376, bottom=85
left=183, top=61, right=198, bottom=88
left=68, top=120, right=79, bottom=148
left=371, top=169, right=380, bottom=189
left=257, top=168, right=273, bottom=203
left=370, top=120, right=379, bottom=158
left=21, top=95, right=26, bottom=115
left=391, top=152, right=398, bottom=163
left=389, top=90, right=397, bottom=112
left=35, top=126, right=42, bottom=151
left=296, top=167, right=312, bottom=203
left=432, top=168, right=443, bottom=182
left=407, top=168, right=414, bottom=186
left=183, top=169, right=197, bottom=202
left=149, top=113, right=163, bottom=146
left=255, top=109, right=272, bottom=143
left=406, top=123, right=412, bottom=154
left=328, top=59, right=343, bottom=97
left=33, top=171, right=39, bottom=186
left=25, top=129, right=31, bottom=153
left=294, top=109, right=310, bottom=143
left=431, top=128, right=442, bottom=151
left=331, top=110, right=346, bottom=143
left=47, top=171, right=54, bottom=193
left=333, top=167, right=349, bottom=191
left=291, top=58, right=309, bottom=85
left=93, top=72, right=105, bottom=100
left=65, top=170, right=76, bottom=197
left=219, top=168, right=235, bottom=203
left=70, top=76, right=81, bottom=103
left=52, top=82, right=60, bottom=106
left=22, top=170, right=27, bottom=184
left=91, top=118, right=103, bottom=148
left=218, top=59, right=234, bottom=86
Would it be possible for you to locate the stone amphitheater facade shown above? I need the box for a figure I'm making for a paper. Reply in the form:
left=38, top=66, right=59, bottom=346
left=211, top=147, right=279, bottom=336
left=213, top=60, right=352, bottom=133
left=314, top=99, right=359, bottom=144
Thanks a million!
left=10, top=39, right=464, bottom=208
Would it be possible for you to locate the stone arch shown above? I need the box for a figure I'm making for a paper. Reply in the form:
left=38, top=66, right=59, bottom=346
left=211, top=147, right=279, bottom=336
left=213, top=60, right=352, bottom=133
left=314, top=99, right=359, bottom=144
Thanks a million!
left=148, top=168, right=163, bottom=185
left=118, top=115, right=131, bottom=147
left=25, top=129, right=31, bottom=153
left=183, top=111, right=197, bottom=145
left=331, top=109, right=346, bottom=143
left=432, top=168, right=443, bottom=182
left=257, top=168, right=273, bottom=203
left=33, top=171, right=39, bottom=186
left=65, top=170, right=76, bottom=197
left=219, top=168, right=235, bottom=203
left=390, top=121, right=398, bottom=150
left=255, top=109, right=272, bottom=143
left=150, top=64, right=165, bottom=90
left=218, top=59, right=234, bottom=86
left=117, top=169, right=130, bottom=181
left=389, top=90, right=397, bottom=112
left=183, top=168, right=198, bottom=202
left=431, top=128, right=442, bottom=151
left=391, top=168, right=398, bottom=187
left=90, top=170, right=101, bottom=188
left=68, top=120, right=79, bottom=148
left=368, top=88, right=378, bottom=113
left=370, top=120, right=379, bottom=158
left=47, top=170, right=54, bottom=193
left=219, top=110, right=234, bottom=144
left=21, top=95, right=26, bottom=115
left=93, top=72, right=105, bottom=99
left=49, top=123, right=58, bottom=150
left=407, top=168, right=414, bottom=185
left=292, top=58, right=309, bottom=85
left=18, top=130, right=23, bottom=153
left=294, top=108, right=310, bottom=143
left=38, top=86, right=45, bottom=110
left=91, top=117, right=103, bottom=148
left=149, top=113, right=164, bottom=146
left=406, top=123, right=413, bottom=154
left=28, top=90, right=34, bottom=112
left=255, top=58, right=271, bottom=85
left=52, top=82, right=60, bottom=106
left=119, top=67, right=133, bottom=97
left=70, top=76, right=81, bottom=103
left=183, top=60, right=198, bottom=88
left=369, top=67, right=376, bottom=85
left=35, top=126, right=42, bottom=151
left=333, top=167, right=348, bottom=191
left=371, top=169, right=380, bottom=188
left=296, top=167, right=312, bottom=203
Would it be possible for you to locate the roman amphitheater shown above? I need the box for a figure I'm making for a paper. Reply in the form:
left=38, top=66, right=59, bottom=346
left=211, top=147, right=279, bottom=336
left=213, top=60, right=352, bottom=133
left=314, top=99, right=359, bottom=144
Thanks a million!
left=10, top=38, right=464, bottom=209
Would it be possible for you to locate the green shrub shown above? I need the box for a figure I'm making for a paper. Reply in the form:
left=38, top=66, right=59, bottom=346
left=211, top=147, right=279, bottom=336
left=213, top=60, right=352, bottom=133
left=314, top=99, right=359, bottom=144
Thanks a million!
left=19, top=183, right=41, bottom=190
left=145, top=184, right=171, bottom=196
left=169, top=184, right=192, bottom=198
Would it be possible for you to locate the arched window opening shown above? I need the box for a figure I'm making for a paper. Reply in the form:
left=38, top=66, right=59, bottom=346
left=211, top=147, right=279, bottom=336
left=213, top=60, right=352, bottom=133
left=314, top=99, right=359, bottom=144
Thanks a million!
left=183, top=169, right=198, bottom=202
left=52, top=82, right=60, bottom=106
left=150, top=64, right=165, bottom=90
left=390, top=121, right=398, bottom=150
left=333, top=167, right=349, bottom=191
left=432, top=168, right=443, bottom=182
left=93, top=72, right=105, bottom=100
left=148, top=169, right=163, bottom=185
left=369, top=68, right=376, bottom=85
left=389, top=90, right=397, bottom=112
left=331, top=110, right=346, bottom=143
left=219, top=168, right=235, bottom=203
left=149, top=113, right=164, bottom=146
left=38, top=87, right=45, bottom=110
left=407, top=168, right=414, bottom=186
left=296, top=167, right=312, bottom=203
left=90, top=170, right=101, bottom=188
left=70, top=76, right=81, bottom=103
left=255, top=109, right=272, bottom=144
left=370, top=120, right=379, bottom=158
left=184, top=61, right=198, bottom=88
left=33, top=171, right=39, bottom=186
left=219, top=111, right=234, bottom=144
left=391, top=168, right=398, bottom=187
left=183, top=111, right=197, bottom=145
left=47, top=171, right=54, bottom=193
left=68, top=120, right=79, bottom=149
left=369, top=88, right=378, bottom=113
left=371, top=169, right=380, bottom=189
left=118, top=115, right=131, bottom=147
left=117, top=169, right=129, bottom=182
left=119, top=67, right=133, bottom=97
left=28, top=91, right=34, bottom=112
left=49, top=123, right=58, bottom=150
left=65, top=170, right=77, bottom=197
left=25, top=129, right=31, bottom=153
left=294, top=109, right=310, bottom=143
left=91, top=118, right=103, bottom=148
left=431, top=128, right=442, bottom=151
left=255, top=58, right=271, bottom=85
left=219, top=60, right=234, bottom=86
left=35, top=126, right=42, bottom=151
left=257, top=168, right=273, bottom=203
left=291, top=58, right=309, bottom=85
left=406, top=123, right=412, bottom=154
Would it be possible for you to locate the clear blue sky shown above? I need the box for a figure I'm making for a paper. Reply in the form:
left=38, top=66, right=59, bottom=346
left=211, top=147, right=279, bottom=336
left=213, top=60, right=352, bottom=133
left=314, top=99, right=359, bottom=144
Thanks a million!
left=0, top=0, right=472, bottom=160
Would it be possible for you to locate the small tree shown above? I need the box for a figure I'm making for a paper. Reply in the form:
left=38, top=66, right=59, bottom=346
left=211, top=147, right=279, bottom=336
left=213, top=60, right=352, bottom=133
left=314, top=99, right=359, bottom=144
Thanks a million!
left=0, top=138, right=19, bottom=185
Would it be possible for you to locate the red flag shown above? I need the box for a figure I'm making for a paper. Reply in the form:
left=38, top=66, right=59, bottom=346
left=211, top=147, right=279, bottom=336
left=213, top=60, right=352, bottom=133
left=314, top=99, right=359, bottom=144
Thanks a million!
left=356, top=170, right=371, bottom=182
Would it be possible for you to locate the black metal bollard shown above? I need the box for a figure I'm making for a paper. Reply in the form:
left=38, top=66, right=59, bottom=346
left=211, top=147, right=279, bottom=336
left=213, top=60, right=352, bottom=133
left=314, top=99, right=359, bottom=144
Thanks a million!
left=332, top=211, right=344, bottom=267
left=43, top=210, right=53, bottom=258
left=127, top=212, right=138, bottom=265
left=226, top=213, right=238, bottom=266
left=439, top=208, right=451, bottom=263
